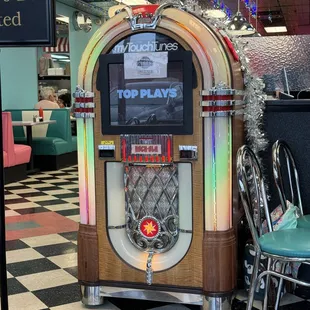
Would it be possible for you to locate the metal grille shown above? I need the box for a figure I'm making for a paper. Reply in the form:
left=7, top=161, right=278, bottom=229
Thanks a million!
left=125, top=164, right=179, bottom=253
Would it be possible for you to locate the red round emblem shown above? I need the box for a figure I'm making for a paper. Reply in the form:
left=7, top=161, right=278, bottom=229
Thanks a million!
left=139, top=217, right=160, bottom=239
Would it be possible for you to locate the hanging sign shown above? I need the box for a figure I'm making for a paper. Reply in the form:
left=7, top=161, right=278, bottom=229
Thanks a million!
left=124, top=52, right=168, bottom=80
left=0, top=0, right=56, bottom=47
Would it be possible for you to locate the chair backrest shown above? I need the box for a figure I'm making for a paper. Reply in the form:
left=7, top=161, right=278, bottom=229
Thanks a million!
left=237, top=145, right=272, bottom=249
left=2, top=112, right=16, bottom=166
left=2, top=112, right=15, bottom=153
left=272, top=140, right=303, bottom=215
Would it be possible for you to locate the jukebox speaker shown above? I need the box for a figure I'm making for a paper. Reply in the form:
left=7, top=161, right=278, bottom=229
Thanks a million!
left=75, top=4, right=244, bottom=309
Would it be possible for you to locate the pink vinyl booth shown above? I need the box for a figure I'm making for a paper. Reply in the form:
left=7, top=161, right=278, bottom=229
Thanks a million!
left=2, top=112, right=31, bottom=184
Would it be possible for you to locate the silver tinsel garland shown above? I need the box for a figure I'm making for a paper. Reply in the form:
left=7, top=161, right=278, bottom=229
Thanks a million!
left=231, top=37, right=268, bottom=155
left=205, top=14, right=268, bottom=158
left=205, top=12, right=269, bottom=190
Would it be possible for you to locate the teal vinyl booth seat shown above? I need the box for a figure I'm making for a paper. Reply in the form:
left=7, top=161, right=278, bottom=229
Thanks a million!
left=6, top=109, right=77, bottom=171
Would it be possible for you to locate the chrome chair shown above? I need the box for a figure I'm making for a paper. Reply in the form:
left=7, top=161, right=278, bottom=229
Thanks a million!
left=272, top=140, right=310, bottom=228
left=237, top=145, right=310, bottom=310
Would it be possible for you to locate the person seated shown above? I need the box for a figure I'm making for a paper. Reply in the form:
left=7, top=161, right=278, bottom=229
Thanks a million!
left=35, top=87, right=59, bottom=109
left=58, top=100, right=65, bottom=108
left=58, top=93, right=71, bottom=108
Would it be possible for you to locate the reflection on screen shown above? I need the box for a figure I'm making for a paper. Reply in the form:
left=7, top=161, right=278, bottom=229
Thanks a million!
left=109, top=63, right=184, bottom=126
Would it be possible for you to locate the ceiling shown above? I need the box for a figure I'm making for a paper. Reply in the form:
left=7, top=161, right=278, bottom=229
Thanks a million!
left=224, top=0, right=310, bottom=35
left=62, top=0, right=310, bottom=36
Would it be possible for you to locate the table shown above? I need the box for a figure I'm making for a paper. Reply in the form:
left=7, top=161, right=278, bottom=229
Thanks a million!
left=12, top=120, right=56, bottom=174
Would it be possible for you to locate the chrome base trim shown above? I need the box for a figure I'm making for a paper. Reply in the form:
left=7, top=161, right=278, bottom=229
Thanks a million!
left=100, top=286, right=203, bottom=305
left=202, top=296, right=231, bottom=310
left=81, top=285, right=104, bottom=306
left=81, top=285, right=233, bottom=308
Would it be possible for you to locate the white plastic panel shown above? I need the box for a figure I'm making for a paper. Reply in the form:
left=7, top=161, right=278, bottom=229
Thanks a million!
left=106, top=162, right=126, bottom=227
left=106, top=162, right=192, bottom=271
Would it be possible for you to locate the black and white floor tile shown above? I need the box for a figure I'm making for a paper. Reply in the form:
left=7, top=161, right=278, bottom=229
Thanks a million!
left=233, top=290, right=310, bottom=310
left=5, top=166, right=80, bottom=222
left=6, top=232, right=80, bottom=310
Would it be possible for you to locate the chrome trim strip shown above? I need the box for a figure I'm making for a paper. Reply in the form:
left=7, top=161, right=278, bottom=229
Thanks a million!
left=200, top=100, right=235, bottom=107
left=201, top=111, right=235, bottom=117
left=107, top=224, right=126, bottom=229
left=179, top=229, right=193, bottom=233
left=122, top=4, right=179, bottom=31
left=108, top=226, right=192, bottom=233
left=100, top=286, right=203, bottom=305
left=126, top=163, right=174, bottom=166
left=200, top=89, right=235, bottom=96
left=200, top=100, right=244, bottom=107
left=74, top=112, right=95, bottom=119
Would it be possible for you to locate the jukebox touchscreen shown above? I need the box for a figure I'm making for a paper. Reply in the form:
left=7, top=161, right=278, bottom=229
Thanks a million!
left=97, top=47, right=194, bottom=134
left=75, top=4, right=245, bottom=310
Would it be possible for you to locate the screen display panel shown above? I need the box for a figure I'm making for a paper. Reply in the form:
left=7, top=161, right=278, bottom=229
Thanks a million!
left=97, top=33, right=194, bottom=135
left=108, top=61, right=184, bottom=126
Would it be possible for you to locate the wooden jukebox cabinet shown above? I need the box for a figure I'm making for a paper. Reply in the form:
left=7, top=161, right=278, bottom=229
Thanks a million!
left=75, top=4, right=244, bottom=310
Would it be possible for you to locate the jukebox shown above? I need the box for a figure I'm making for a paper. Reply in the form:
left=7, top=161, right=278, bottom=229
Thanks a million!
left=75, top=4, right=244, bottom=309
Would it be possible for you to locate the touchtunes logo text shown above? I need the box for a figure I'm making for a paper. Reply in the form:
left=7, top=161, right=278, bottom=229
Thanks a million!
left=112, top=41, right=178, bottom=53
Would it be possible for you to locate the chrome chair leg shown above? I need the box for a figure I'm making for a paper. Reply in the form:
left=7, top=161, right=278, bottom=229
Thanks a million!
left=263, top=258, right=272, bottom=310
left=247, top=252, right=261, bottom=310
left=275, top=263, right=287, bottom=310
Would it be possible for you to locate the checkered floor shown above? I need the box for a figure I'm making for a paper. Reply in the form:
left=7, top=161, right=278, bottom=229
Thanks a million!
left=233, top=290, right=310, bottom=310
left=5, top=166, right=79, bottom=221
left=4, top=166, right=310, bottom=309
left=4, top=166, right=82, bottom=309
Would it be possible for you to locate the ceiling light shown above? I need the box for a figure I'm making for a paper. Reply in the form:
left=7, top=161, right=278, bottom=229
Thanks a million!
left=226, top=12, right=256, bottom=36
left=264, top=26, right=287, bottom=33
left=225, top=0, right=256, bottom=36
left=58, top=59, right=71, bottom=62
left=51, top=54, right=69, bottom=59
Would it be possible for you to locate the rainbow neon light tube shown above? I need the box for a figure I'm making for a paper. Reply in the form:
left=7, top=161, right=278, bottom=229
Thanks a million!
left=203, top=90, right=233, bottom=231
left=85, top=118, right=96, bottom=225
left=74, top=88, right=95, bottom=225
left=76, top=117, right=88, bottom=225
left=74, top=88, right=88, bottom=225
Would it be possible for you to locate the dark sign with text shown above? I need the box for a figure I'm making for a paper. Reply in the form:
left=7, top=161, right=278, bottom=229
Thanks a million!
left=0, top=0, right=55, bottom=47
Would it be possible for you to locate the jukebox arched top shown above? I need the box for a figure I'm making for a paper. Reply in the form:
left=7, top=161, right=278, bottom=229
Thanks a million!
left=78, top=4, right=243, bottom=94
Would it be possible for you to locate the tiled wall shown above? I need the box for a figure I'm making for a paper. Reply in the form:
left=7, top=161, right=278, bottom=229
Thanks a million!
left=242, top=35, right=310, bottom=92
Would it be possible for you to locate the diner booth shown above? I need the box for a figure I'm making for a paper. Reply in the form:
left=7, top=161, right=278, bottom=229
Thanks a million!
left=2, top=1, right=102, bottom=179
